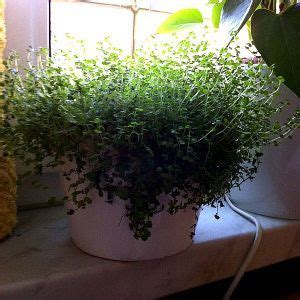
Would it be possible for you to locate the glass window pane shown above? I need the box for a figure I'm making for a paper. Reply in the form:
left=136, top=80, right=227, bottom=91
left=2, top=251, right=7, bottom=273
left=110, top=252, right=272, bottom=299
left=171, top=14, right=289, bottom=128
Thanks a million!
left=137, top=0, right=208, bottom=13
left=51, top=2, right=133, bottom=54
left=135, top=10, right=168, bottom=50
left=53, top=0, right=132, bottom=3
left=51, top=1, right=250, bottom=56
left=85, top=0, right=134, bottom=6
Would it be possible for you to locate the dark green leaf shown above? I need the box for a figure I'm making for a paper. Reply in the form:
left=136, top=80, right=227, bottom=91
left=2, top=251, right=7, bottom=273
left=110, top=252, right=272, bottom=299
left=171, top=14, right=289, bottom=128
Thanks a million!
left=48, top=196, right=56, bottom=206
left=252, top=4, right=300, bottom=96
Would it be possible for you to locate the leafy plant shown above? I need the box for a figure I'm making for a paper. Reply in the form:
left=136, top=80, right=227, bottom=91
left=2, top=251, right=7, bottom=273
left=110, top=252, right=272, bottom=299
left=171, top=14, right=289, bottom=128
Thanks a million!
left=251, top=4, right=300, bottom=96
left=157, top=9, right=203, bottom=34
left=158, top=1, right=300, bottom=96
left=1, top=34, right=298, bottom=240
left=210, top=0, right=226, bottom=28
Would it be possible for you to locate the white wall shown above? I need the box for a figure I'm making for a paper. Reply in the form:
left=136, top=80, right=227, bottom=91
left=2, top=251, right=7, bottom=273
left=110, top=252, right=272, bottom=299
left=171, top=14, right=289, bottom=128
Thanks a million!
left=4, top=1, right=62, bottom=207
left=5, top=0, right=49, bottom=63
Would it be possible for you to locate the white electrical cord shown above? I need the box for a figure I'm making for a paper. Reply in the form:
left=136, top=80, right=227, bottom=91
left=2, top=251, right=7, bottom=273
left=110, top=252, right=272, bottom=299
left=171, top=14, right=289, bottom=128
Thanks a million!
left=222, top=195, right=263, bottom=300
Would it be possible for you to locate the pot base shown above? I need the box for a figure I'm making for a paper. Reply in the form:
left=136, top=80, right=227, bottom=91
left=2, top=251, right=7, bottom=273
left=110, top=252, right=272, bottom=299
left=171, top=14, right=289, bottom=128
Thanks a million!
left=67, top=192, right=197, bottom=261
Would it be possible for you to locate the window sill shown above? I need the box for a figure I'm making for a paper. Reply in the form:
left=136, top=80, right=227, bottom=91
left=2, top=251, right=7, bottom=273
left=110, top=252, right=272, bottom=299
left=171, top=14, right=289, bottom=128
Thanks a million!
left=1, top=204, right=300, bottom=299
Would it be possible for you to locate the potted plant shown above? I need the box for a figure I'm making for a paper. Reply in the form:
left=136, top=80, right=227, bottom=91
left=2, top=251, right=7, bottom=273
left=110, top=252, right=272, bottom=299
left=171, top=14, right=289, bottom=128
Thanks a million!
left=158, top=1, right=300, bottom=219
left=223, top=0, right=300, bottom=219
left=0, top=34, right=295, bottom=260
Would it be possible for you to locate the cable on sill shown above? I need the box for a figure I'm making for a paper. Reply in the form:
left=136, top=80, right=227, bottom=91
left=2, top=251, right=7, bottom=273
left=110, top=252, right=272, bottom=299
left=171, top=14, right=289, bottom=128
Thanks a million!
left=222, top=195, right=263, bottom=300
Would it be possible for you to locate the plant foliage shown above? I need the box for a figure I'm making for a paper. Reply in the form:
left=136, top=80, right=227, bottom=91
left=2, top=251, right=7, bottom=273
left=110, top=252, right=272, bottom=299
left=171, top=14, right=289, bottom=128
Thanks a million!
left=157, top=9, right=203, bottom=34
left=157, top=1, right=300, bottom=96
left=1, top=34, right=297, bottom=240
left=252, top=4, right=300, bottom=96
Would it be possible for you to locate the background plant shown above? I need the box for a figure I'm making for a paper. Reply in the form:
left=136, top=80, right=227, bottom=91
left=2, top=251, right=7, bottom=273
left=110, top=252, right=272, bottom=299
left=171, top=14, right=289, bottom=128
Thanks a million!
left=1, top=34, right=298, bottom=240
left=158, top=0, right=300, bottom=97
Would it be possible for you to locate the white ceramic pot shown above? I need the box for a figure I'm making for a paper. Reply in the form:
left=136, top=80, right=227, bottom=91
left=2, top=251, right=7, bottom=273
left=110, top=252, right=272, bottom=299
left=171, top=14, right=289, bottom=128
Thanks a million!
left=60, top=162, right=197, bottom=261
left=230, top=85, right=300, bottom=219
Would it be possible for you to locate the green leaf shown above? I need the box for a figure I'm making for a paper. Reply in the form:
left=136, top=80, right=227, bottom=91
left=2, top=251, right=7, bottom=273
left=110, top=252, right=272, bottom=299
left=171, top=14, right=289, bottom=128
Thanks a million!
left=212, top=2, right=225, bottom=28
left=48, top=196, right=56, bottom=206
left=220, top=0, right=261, bottom=44
left=246, top=19, right=252, bottom=40
left=157, top=9, right=203, bottom=34
left=251, top=4, right=300, bottom=96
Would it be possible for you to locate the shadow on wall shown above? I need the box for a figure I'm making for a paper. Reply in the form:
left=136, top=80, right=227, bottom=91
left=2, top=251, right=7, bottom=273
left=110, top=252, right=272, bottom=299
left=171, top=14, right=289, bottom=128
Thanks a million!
left=17, top=172, right=64, bottom=209
left=230, top=84, right=300, bottom=219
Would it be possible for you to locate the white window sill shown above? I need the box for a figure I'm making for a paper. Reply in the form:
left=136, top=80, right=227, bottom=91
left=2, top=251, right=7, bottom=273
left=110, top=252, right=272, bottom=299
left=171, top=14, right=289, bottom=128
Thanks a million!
left=1, top=205, right=300, bottom=299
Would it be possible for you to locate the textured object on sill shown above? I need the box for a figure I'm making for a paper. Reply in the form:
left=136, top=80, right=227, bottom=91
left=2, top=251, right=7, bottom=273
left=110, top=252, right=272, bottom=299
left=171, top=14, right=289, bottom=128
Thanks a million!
left=0, top=0, right=17, bottom=240
left=0, top=157, right=17, bottom=240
